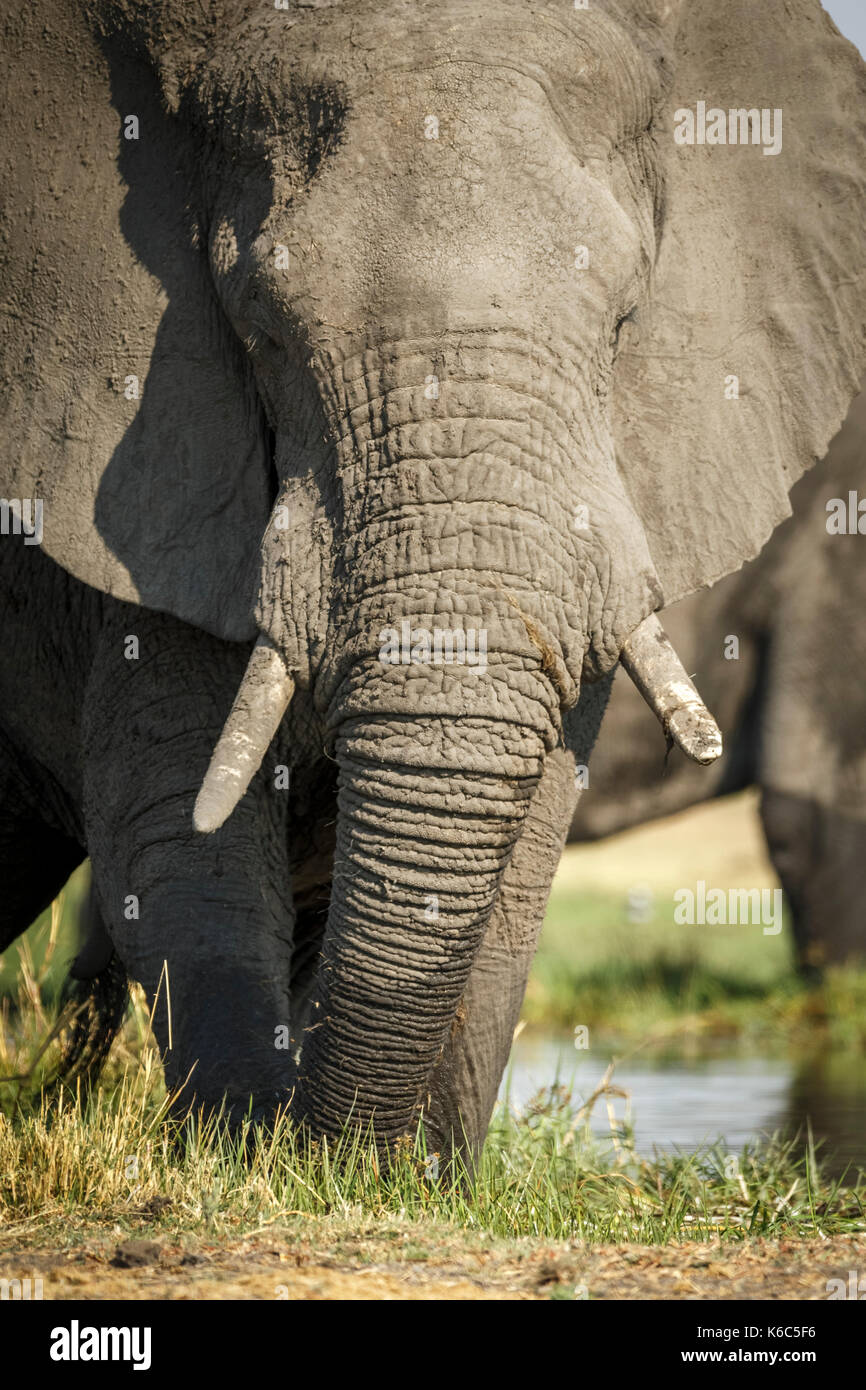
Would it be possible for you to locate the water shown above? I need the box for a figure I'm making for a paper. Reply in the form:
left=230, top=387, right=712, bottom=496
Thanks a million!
left=504, top=1034, right=866, bottom=1176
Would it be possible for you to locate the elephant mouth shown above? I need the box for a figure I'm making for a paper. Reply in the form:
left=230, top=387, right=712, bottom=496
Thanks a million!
left=192, top=612, right=721, bottom=836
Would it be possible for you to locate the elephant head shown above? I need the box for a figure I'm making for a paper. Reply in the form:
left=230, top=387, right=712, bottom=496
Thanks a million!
left=2, top=0, right=865, bottom=1142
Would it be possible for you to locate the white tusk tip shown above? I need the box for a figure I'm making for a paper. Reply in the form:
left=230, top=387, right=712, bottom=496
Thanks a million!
left=667, top=707, right=723, bottom=764
left=192, top=795, right=227, bottom=835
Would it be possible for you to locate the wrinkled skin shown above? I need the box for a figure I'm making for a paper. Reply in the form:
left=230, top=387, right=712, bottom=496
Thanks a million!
left=0, top=0, right=865, bottom=1157
left=569, top=388, right=866, bottom=974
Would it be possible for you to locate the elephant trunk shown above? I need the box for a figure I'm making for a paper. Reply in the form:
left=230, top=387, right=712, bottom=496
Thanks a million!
left=293, top=695, right=550, bottom=1141
left=287, top=344, right=574, bottom=1137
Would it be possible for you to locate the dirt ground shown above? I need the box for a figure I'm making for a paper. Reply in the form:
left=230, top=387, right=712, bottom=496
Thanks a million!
left=1, top=1230, right=862, bottom=1300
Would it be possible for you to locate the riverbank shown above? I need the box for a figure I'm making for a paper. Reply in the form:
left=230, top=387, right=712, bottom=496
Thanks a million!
left=1, top=1076, right=863, bottom=1299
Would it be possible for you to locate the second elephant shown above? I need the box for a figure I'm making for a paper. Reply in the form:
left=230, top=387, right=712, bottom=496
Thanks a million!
left=569, top=388, right=866, bottom=971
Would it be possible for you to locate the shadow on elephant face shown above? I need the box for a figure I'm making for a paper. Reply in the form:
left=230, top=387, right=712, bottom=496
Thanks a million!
left=2, top=0, right=858, bottom=687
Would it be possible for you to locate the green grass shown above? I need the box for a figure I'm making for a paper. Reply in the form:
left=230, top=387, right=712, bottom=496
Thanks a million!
left=524, top=875, right=866, bottom=1052
left=0, top=861, right=89, bottom=1005
left=1, top=1057, right=863, bottom=1247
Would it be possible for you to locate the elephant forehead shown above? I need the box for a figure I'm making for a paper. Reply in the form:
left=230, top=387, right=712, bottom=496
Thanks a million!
left=186, top=0, right=661, bottom=155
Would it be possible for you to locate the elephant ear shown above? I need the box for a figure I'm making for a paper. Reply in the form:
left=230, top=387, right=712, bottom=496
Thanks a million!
left=613, top=0, right=866, bottom=606
left=0, top=2, right=271, bottom=641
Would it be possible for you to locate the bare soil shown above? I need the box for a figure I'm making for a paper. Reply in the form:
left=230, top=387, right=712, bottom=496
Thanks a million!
left=2, top=1229, right=862, bottom=1301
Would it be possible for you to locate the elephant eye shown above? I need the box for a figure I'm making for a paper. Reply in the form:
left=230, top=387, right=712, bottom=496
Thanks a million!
left=612, top=305, right=638, bottom=356
left=242, top=323, right=281, bottom=356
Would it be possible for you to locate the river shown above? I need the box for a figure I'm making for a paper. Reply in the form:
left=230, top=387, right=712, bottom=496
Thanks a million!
left=505, top=1033, right=866, bottom=1177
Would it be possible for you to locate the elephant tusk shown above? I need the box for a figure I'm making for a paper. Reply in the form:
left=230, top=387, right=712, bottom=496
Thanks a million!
left=619, top=613, right=723, bottom=765
left=193, top=634, right=295, bottom=834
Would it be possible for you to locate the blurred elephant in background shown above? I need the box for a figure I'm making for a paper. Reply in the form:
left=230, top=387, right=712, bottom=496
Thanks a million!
left=0, top=0, right=865, bottom=1156
left=570, top=388, right=866, bottom=973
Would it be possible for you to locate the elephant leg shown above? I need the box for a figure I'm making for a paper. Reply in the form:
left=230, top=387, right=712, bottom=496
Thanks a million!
left=423, top=746, right=579, bottom=1160
left=82, top=607, right=297, bottom=1122
left=760, top=788, right=866, bottom=973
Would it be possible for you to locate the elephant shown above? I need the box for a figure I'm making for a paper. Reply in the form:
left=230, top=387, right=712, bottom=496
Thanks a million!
left=1, top=0, right=865, bottom=1158
left=568, top=386, right=866, bottom=974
